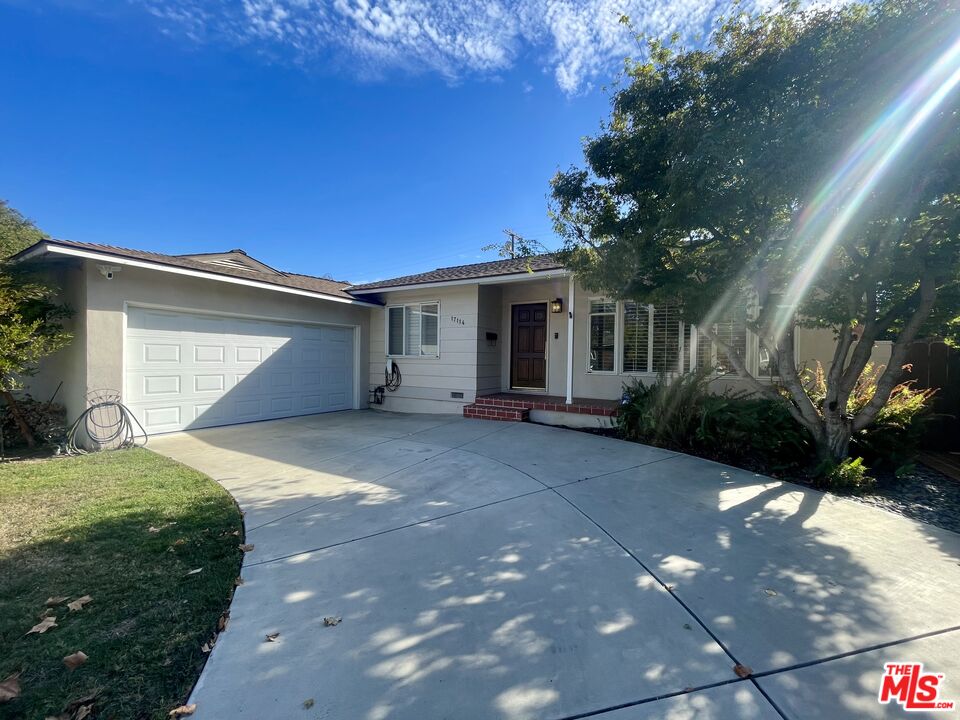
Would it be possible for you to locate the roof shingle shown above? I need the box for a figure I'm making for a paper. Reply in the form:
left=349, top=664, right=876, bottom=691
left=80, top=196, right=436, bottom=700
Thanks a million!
left=18, top=238, right=360, bottom=301
left=348, top=254, right=565, bottom=291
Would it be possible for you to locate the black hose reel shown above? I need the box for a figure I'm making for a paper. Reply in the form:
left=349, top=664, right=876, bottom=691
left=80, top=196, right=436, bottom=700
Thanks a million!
left=370, top=360, right=402, bottom=405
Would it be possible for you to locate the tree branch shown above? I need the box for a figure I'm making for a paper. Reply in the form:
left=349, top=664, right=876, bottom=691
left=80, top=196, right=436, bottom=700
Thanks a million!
left=851, top=271, right=937, bottom=432
left=698, top=325, right=819, bottom=435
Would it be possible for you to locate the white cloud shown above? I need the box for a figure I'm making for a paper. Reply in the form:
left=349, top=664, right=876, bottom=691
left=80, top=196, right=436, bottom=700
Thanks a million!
left=131, top=0, right=824, bottom=93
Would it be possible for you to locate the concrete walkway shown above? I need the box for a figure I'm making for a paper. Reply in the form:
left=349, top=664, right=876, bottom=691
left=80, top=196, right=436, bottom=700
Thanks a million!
left=149, top=411, right=960, bottom=720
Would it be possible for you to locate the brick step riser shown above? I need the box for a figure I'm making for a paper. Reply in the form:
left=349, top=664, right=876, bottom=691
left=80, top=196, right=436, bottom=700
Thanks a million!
left=474, top=396, right=529, bottom=408
left=462, top=404, right=529, bottom=422
left=474, top=396, right=616, bottom=417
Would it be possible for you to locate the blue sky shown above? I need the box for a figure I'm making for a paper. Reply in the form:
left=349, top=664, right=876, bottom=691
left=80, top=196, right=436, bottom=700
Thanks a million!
left=0, top=0, right=770, bottom=282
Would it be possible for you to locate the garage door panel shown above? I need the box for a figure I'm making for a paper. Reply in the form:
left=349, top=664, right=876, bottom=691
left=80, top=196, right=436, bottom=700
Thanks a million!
left=126, top=309, right=354, bottom=433
left=143, top=375, right=181, bottom=396
left=139, top=342, right=182, bottom=364
left=194, top=374, right=226, bottom=393
left=236, top=346, right=262, bottom=363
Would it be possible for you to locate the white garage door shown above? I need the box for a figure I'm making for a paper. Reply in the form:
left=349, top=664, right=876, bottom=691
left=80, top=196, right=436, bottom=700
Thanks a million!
left=125, top=306, right=355, bottom=434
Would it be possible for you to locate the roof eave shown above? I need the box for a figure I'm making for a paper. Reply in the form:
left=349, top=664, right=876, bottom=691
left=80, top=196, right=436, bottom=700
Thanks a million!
left=14, top=242, right=383, bottom=308
left=348, top=267, right=570, bottom=294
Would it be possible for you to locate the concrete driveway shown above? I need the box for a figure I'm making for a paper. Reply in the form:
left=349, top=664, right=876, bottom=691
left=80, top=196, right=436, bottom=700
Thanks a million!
left=149, top=411, right=960, bottom=720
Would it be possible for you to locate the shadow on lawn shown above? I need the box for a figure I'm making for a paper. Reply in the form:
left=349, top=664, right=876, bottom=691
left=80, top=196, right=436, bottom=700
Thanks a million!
left=0, top=499, right=242, bottom=720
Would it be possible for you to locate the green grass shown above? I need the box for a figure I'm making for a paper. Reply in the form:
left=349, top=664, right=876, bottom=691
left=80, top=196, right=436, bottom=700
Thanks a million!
left=0, top=448, right=243, bottom=719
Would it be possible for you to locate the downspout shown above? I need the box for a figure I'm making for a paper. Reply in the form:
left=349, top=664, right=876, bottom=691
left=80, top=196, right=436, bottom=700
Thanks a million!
left=566, top=275, right=574, bottom=405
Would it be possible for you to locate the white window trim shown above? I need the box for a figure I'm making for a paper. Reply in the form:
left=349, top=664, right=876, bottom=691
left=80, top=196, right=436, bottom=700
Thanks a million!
left=606, top=299, right=773, bottom=379
left=586, top=297, right=619, bottom=375
left=386, top=301, right=441, bottom=359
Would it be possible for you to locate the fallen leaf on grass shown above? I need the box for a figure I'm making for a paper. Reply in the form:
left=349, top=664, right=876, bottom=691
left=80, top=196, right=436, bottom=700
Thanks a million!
left=0, top=673, right=21, bottom=702
left=239, top=544, right=254, bottom=553
left=265, top=632, right=280, bottom=642
left=63, top=651, right=88, bottom=671
left=201, top=638, right=215, bottom=653
left=168, top=704, right=197, bottom=717
left=303, top=698, right=315, bottom=709
left=74, top=704, right=94, bottom=720
left=217, top=611, right=230, bottom=632
left=68, top=596, right=92, bottom=612
left=45, top=596, right=69, bottom=606
left=26, top=616, right=57, bottom=635
left=323, top=616, right=342, bottom=627
left=733, top=663, right=753, bottom=678
left=234, top=577, right=244, bottom=587
left=185, top=568, right=203, bottom=576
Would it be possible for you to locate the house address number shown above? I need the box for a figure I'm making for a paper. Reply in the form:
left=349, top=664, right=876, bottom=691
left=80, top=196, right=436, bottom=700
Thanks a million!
left=450, top=316, right=465, bottom=325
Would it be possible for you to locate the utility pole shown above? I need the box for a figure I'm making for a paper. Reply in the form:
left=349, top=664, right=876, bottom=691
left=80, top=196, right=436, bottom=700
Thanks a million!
left=503, top=228, right=522, bottom=258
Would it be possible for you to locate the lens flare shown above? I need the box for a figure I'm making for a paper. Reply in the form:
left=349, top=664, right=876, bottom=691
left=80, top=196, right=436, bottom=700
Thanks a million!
left=697, top=17, right=960, bottom=366
left=768, top=28, right=960, bottom=342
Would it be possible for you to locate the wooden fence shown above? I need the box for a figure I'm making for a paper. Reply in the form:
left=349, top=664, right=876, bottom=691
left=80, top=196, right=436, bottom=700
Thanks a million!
left=902, top=340, right=959, bottom=452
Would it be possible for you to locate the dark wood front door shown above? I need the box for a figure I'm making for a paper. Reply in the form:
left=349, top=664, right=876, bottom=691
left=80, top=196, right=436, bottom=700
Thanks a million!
left=511, top=303, right=547, bottom=389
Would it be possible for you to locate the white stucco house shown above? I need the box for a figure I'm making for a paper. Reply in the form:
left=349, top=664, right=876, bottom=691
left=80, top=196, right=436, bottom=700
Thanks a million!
left=12, top=238, right=890, bottom=434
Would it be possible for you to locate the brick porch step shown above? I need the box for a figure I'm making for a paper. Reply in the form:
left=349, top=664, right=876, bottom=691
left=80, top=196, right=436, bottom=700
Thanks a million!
left=474, top=395, right=531, bottom=409
left=474, top=393, right=617, bottom=416
left=462, top=403, right=530, bottom=422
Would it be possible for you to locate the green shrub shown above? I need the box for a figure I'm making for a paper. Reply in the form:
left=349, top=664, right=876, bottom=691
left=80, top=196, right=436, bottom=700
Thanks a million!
left=816, top=456, right=875, bottom=492
left=807, top=362, right=935, bottom=472
left=697, top=394, right=813, bottom=473
left=615, top=372, right=812, bottom=475
left=615, top=371, right=710, bottom=450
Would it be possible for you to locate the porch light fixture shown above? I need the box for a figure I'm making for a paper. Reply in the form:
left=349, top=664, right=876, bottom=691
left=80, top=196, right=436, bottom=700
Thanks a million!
left=550, top=298, right=563, bottom=313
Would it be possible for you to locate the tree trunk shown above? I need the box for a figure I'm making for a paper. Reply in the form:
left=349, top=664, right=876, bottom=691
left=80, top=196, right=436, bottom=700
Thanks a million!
left=1, top=390, right=35, bottom=448
left=817, top=413, right=851, bottom=465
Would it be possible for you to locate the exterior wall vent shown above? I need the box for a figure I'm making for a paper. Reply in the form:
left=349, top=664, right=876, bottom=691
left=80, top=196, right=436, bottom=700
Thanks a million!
left=450, top=391, right=464, bottom=399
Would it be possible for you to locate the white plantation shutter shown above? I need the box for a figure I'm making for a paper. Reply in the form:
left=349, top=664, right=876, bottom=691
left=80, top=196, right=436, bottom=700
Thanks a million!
left=618, top=297, right=751, bottom=375
left=405, top=306, right=421, bottom=356
left=696, top=298, right=749, bottom=375
left=714, top=299, right=748, bottom=374
left=651, top=303, right=684, bottom=374
left=622, top=302, right=650, bottom=373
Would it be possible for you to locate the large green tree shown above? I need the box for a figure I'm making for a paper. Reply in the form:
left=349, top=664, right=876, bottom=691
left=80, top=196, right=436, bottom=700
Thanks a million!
left=552, top=0, right=960, bottom=465
left=0, top=201, right=71, bottom=446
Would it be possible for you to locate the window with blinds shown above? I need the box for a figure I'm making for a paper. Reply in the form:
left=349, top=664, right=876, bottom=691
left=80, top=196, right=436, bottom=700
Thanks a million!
left=620, top=299, right=750, bottom=376
left=651, top=303, right=685, bottom=374
left=622, top=302, right=650, bottom=373
left=621, top=302, right=689, bottom=374
left=387, top=302, right=440, bottom=357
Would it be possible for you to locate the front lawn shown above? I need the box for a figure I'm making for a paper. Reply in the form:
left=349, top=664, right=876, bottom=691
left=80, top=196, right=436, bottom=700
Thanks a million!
left=0, top=448, right=243, bottom=719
